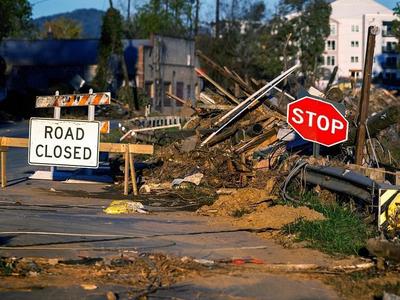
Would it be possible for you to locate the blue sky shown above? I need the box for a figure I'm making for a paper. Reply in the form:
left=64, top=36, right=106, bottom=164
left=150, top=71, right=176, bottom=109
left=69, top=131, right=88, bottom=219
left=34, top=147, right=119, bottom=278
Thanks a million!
left=29, top=0, right=399, bottom=19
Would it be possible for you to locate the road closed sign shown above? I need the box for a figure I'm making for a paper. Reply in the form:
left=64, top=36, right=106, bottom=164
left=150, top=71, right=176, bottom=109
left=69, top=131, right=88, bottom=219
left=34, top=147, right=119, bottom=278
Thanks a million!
left=29, top=118, right=100, bottom=168
left=287, top=96, right=349, bottom=147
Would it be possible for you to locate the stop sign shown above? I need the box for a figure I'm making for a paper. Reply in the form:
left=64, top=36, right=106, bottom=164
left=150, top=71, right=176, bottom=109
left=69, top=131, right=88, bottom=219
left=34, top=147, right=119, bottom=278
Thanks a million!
left=287, top=96, right=349, bottom=147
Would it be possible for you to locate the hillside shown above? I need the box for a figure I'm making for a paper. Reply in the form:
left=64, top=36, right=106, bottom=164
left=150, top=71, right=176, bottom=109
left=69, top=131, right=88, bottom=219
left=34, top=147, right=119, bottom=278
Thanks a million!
left=33, top=9, right=105, bottom=38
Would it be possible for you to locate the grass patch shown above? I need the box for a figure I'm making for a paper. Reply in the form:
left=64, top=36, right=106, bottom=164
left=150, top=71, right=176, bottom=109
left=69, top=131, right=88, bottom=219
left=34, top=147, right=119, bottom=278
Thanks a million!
left=282, top=193, right=375, bottom=255
left=0, top=258, right=15, bottom=276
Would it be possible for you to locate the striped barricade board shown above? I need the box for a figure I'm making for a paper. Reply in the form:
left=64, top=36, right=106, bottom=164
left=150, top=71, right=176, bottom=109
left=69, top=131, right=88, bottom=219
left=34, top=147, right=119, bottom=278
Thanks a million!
left=36, top=92, right=111, bottom=108
left=378, top=187, right=400, bottom=231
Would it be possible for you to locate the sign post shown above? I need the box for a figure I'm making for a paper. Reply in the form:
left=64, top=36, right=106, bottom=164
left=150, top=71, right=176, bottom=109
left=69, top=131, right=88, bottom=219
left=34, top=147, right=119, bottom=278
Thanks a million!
left=287, top=96, right=349, bottom=147
left=29, top=118, right=100, bottom=168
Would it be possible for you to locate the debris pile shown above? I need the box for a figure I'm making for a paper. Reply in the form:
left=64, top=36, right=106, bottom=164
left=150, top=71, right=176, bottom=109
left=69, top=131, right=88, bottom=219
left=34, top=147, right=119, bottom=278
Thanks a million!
left=115, top=52, right=400, bottom=237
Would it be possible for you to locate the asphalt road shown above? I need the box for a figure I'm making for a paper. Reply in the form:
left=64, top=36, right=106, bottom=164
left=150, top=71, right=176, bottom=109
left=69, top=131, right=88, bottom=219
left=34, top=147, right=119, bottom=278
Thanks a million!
left=0, top=121, right=39, bottom=182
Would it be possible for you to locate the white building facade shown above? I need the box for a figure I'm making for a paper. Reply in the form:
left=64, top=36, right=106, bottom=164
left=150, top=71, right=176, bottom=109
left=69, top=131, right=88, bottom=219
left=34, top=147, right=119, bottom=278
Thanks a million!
left=322, top=0, right=399, bottom=84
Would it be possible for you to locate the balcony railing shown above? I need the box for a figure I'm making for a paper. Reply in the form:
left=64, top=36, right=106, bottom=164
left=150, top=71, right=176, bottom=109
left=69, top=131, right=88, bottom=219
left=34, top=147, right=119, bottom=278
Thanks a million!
left=382, top=31, right=395, bottom=37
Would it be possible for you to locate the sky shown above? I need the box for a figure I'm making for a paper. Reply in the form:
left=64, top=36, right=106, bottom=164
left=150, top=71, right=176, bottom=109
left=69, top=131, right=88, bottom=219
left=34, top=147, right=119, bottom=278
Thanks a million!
left=29, top=0, right=399, bottom=19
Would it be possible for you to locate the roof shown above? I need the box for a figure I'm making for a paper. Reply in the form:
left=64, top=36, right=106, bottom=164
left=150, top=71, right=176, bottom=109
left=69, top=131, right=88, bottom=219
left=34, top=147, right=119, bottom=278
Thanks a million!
left=0, top=39, right=152, bottom=67
left=331, top=0, right=394, bottom=19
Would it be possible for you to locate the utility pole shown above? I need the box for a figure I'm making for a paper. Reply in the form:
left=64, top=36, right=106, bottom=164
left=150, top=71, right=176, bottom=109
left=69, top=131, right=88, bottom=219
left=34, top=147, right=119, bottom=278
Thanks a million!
left=194, top=0, right=200, bottom=36
left=215, top=0, right=220, bottom=38
left=355, top=26, right=378, bottom=165
left=127, top=0, right=131, bottom=19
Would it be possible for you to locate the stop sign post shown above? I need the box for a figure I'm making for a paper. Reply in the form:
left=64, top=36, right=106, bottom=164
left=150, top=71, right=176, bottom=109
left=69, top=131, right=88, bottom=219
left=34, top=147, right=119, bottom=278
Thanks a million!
left=287, top=96, right=349, bottom=147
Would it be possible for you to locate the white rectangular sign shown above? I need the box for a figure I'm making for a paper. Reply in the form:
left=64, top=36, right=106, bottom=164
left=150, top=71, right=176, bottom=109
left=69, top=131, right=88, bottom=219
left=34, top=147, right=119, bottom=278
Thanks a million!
left=29, top=118, right=100, bottom=168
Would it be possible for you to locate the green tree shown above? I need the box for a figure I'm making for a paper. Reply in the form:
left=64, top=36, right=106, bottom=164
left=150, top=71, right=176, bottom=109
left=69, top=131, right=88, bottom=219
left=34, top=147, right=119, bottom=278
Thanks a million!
left=0, top=0, right=32, bottom=41
left=41, top=17, right=82, bottom=39
left=130, top=0, right=194, bottom=38
left=94, top=4, right=138, bottom=111
left=393, top=3, right=400, bottom=52
left=258, top=0, right=331, bottom=85
left=94, top=6, right=124, bottom=91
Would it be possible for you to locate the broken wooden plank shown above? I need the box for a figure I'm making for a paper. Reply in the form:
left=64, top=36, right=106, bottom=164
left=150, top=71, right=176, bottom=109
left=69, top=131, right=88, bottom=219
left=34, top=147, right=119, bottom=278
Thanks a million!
left=195, top=68, right=240, bottom=105
left=196, top=103, right=235, bottom=110
left=234, top=128, right=278, bottom=155
left=196, top=50, right=254, bottom=94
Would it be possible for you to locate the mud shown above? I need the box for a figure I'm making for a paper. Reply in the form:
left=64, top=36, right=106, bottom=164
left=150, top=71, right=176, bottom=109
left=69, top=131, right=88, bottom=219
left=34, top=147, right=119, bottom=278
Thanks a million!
left=232, top=203, right=325, bottom=230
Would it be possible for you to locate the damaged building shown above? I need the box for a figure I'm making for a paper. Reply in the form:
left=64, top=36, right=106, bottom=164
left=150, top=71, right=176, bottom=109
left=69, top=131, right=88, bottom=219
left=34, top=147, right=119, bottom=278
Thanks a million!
left=0, top=34, right=199, bottom=114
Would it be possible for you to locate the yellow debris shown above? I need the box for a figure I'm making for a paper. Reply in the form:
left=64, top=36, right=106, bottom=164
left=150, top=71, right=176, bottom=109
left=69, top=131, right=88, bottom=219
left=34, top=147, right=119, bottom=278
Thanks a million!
left=103, top=200, right=147, bottom=214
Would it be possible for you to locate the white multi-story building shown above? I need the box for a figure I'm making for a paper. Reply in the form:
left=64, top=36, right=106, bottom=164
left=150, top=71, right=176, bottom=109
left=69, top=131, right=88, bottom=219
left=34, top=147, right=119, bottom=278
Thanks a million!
left=322, top=0, right=399, bottom=84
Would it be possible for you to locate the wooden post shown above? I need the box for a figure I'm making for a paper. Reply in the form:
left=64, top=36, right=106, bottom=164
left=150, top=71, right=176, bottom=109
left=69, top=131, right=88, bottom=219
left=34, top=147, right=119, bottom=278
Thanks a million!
left=1, top=148, right=7, bottom=188
left=124, top=145, right=129, bottom=196
left=355, top=26, right=378, bottom=165
left=129, top=153, right=138, bottom=196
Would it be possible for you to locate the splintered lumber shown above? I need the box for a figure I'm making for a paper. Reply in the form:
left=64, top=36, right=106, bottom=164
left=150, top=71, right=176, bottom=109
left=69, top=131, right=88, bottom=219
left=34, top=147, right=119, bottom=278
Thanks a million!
left=234, top=128, right=278, bottom=154
left=165, top=91, right=187, bottom=106
left=200, top=64, right=299, bottom=147
left=165, top=91, right=197, bottom=111
left=196, top=103, right=235, bottom=110
left=196, top=50, right=254, bottom=94
left=208, top=125, right=238, bottom=147
left=195, top=68, right=240, bottom=105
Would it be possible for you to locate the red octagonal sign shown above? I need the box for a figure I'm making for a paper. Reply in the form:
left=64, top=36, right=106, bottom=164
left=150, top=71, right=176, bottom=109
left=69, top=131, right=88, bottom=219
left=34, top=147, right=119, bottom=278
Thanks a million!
left=287, top=96, right=349, bottom=147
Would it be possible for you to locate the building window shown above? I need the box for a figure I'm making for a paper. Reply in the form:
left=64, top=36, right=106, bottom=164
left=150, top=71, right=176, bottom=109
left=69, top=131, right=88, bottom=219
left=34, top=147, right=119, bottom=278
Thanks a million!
left=176, top=82, right=184, bottom=106
left=351, top=25, right=359, bottom=32
left=383, top=41, right=397, bottom=53
left=327, top=56, right=335, bottom=66
left=382, top=21, right=394, bottom=37
left=330, top=24, right=336, bottom=35
left=351, top=56, right=359, bottom=63
left=351, top=41, right=359, bottom=47
left=326, top=40, right=336, bottom=50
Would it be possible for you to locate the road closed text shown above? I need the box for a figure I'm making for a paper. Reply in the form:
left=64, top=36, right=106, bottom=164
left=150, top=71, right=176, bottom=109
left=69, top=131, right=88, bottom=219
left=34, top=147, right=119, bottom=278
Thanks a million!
left=29, top=119, right=100, bottom=168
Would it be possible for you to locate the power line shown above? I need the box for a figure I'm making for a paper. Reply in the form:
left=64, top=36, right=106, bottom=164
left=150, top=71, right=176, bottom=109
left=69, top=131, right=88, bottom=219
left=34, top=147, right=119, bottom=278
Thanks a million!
left=31, top=0, right=52, bottom=6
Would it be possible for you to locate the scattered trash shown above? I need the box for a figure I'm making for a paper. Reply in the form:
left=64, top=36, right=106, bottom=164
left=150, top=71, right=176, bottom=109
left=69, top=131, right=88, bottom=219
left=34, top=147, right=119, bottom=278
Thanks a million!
left=171, top=173, right=204, bottom=187
left=80, top=284, right=98, bottom=290
left=103, top=200, right=148, bottom=214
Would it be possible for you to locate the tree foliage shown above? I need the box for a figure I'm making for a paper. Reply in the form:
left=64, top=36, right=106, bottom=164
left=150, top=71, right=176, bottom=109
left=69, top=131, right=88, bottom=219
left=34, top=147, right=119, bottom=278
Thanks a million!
left=129, top=0, right=194, bottom=38
left=94, top=7, right=124, bottom=91
left=0, top=0, right=32, bottom=41
left=394, top=3, right=400, bottom=52
left=259, top=0, right=331, bottom=85
left=41, top=17, right=82, bottom=39
left=196, top=1, right=266, bottom=82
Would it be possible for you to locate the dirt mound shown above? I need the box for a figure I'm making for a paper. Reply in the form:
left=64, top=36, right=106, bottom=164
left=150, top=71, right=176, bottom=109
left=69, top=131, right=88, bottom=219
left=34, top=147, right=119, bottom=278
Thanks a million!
left=198, top=185, right=275, bottom=217
left=233, top=203, right=325, bottom=229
